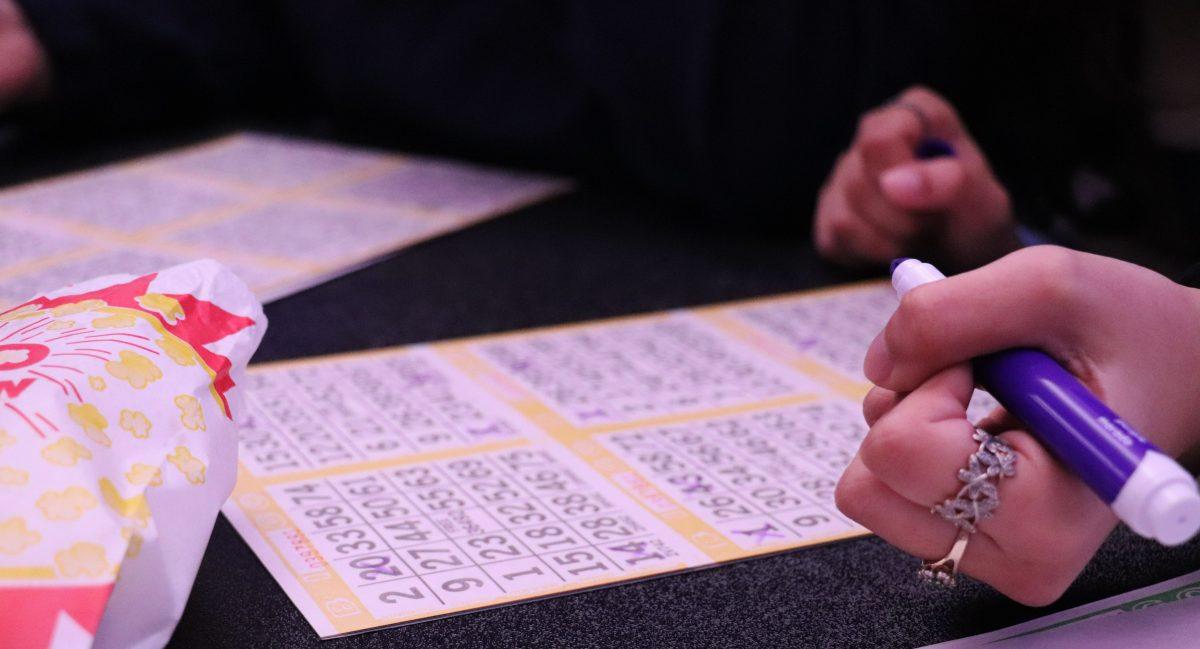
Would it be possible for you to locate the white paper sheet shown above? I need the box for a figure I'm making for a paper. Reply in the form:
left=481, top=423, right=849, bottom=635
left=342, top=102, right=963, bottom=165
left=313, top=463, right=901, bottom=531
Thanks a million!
left=222, top=282, right=913, bottom=637
left=926, top=567, right=1200, bottom=647
left=0, top=133, right=570, bottom=308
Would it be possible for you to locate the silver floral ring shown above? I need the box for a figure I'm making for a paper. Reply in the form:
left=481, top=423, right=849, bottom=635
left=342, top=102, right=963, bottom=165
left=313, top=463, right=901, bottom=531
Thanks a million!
left=918, top=429, right=1017, bottom=587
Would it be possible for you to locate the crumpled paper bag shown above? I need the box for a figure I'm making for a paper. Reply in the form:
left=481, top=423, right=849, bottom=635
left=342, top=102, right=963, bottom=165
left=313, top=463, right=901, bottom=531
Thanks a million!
left=0, top=260, right=266, bottom=649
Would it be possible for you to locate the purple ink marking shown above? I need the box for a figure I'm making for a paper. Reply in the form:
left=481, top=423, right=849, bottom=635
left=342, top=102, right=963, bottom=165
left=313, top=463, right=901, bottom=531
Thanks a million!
left=467, top=423, right=505, bottom=436
left=679, top=477, right=713, bottom=495
left=732, top=523, right=785, bottom=545
left=576, top=408, right=608, bottom=421
left=404, top=372, right=436, bottom=386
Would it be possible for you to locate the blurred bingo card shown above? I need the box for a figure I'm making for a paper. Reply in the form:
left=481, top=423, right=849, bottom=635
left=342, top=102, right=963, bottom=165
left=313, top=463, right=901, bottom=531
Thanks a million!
left=0, top=132, right=569, bottom=308
left=222, top=281, right=919, bottom=638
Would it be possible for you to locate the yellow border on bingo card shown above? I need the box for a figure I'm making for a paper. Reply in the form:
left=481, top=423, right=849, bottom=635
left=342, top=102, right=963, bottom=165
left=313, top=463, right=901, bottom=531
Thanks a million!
left=227, top=278, right=890, bottom=636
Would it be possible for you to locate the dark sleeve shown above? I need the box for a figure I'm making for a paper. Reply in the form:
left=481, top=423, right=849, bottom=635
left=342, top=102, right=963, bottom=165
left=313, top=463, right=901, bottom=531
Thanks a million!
left=1179, top=264, right=1200, bottom=289
left=8, top=1, right=992, bottom=221
left=292, top=2, right=1134, bottom=225
left=10, top=1, right=1074, bottom=225
left=560, top=2, right=974, bottom=221
left=16, top=0, right=299, bottom=132
left=267, top=1, right=977, bottom=221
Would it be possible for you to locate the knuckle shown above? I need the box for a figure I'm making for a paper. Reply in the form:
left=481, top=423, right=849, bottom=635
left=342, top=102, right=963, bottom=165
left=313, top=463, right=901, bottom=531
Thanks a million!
left=899, top=85, right=961, bottom=130
left=887, top=286, right=946, bottom=362
left=862, top=387, right=892, bottom=422
left=834, top=471, right=872, bottom=522
left=827, top=211, right=855, bottom=239
left=840, top=169, right=869, bottom=200
left=856, top=110, right=896, bottom=143
left=859, top=416, right=914, bottom=474
left=856, top=120, right=894, bottom=157
left=901, top=84, right=942, bottom=107
left=832, top=481, right=854, bottom=519
left=1016, top=245, right=1086, bottom=306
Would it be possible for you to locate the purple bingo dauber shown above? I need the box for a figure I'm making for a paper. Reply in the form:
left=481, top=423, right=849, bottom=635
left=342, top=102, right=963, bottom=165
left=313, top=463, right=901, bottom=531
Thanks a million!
left=889, top=258, right=1200, bottom=545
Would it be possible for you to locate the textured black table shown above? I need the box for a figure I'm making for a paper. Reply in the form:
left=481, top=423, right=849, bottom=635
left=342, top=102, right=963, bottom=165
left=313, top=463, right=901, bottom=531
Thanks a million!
left=7, top=132, right=1200, bottom=648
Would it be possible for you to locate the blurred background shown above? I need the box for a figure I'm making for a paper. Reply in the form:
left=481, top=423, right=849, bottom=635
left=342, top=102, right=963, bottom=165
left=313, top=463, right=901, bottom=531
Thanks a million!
left=4, top=5, right=1200, bottom=647
left=0, top=1, right=1197, bottom=271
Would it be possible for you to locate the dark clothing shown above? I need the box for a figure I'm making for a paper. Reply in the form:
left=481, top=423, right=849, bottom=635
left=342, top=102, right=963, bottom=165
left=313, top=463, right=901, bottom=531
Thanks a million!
left=17, top=2, right=1146, bottom=229
left=1180, top=262, right=1200, bottom=289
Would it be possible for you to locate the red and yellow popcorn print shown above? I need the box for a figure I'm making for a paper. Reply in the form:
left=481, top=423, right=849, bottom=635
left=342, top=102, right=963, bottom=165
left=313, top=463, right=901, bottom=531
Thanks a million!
left=0, top=264, right=263, bottom=649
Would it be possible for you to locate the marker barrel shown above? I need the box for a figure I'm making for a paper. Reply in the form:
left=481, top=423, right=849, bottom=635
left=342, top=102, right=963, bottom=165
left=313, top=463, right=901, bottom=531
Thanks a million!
left=889, top=258, right=1200, bottom=545
left=975, top=349, right=1149, bottom=504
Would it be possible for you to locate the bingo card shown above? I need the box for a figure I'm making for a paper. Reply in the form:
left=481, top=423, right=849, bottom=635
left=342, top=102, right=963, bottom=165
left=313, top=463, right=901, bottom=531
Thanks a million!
left=0, top=133, right=568, bottom=308
left=224, top=280, right=976, bottom=638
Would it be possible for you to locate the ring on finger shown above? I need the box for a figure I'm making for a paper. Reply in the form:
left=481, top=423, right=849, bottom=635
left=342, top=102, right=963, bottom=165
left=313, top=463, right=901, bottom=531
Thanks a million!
left=918, top=428, right=1017, bottom=586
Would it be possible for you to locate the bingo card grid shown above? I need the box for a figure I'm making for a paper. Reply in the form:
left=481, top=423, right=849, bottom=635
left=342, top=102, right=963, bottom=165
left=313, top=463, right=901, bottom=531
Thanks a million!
left=223, top=281, right=925, bottom=638
left=0, top=132, right=570, bottom=308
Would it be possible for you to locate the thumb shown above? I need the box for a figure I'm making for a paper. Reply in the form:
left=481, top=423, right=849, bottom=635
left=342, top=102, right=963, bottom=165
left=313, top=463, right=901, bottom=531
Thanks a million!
left=879, top=159, right=966, bottom=212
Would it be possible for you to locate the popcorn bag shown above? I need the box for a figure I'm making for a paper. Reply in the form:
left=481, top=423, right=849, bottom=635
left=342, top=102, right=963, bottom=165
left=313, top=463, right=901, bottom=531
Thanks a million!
left=0, top=260, right=266, bottom=649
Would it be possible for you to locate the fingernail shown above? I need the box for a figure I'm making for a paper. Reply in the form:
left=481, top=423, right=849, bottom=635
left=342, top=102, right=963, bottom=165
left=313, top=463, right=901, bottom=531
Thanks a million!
left=863, top=334, right=893, bottom=385
left=881, top=166, right=924, bottom=199
left=915, top=137, right=957, bottom=160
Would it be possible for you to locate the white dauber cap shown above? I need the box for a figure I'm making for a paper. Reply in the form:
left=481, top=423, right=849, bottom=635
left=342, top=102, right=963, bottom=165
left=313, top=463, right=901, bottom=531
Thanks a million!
left=890, top=258, right=946, bottom=297
left=1113, top=451, right=1200, bottom=545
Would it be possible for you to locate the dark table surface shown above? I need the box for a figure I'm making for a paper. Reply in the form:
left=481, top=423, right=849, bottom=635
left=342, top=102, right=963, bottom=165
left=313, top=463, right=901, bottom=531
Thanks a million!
left=6, top=130, right=1200, bottom=649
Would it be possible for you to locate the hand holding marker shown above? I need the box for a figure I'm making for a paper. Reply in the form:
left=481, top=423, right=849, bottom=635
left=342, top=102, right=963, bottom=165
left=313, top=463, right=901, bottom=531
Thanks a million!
left=890, top=258, right=1200, bottom=545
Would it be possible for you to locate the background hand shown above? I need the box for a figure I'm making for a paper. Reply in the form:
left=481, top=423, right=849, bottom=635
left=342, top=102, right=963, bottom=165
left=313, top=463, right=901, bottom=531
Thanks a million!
left=813, top=86, right=1017, bottom=270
